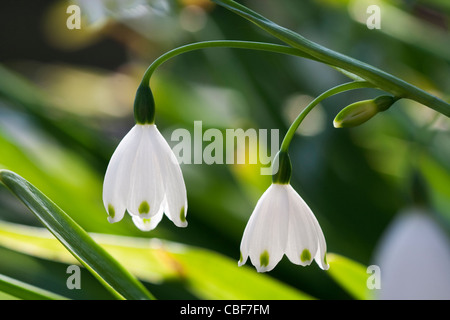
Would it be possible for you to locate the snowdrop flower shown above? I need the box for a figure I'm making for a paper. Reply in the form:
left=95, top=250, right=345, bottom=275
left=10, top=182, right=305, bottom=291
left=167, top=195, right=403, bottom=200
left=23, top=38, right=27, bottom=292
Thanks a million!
left=102, top=85, right=187, bottom=231
left=239, top=151, right=328, bottom=272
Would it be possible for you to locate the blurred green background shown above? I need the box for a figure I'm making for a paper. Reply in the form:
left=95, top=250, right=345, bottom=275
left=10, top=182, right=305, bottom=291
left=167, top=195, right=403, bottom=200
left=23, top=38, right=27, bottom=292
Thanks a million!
left=0, top=0, right=449, bottom=300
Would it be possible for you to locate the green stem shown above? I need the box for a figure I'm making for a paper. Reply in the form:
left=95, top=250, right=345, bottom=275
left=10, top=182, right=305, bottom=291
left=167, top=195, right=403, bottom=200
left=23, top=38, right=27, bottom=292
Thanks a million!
left=212, top=0, right=450, bottom=117
left=140, top=40, right=321, bottom=86
left=280, top=81, right=376, bottom=152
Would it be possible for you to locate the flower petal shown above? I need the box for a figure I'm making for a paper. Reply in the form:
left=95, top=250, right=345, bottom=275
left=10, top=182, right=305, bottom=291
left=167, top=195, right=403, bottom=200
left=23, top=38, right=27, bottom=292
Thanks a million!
left=284, top=185, right=328, bottom=270
left=239, top=184, right=289, bottom=272
left=284, top=185, right=319, bottom=266
left=126, top=125, right=165, bottom=219
left=152, top=125, right=188, bottom=228
left=313, top=221, right=329, bottom=270
left=102, top=125, right=141, bottom=223
left=131, top=204, right=164, bottom=231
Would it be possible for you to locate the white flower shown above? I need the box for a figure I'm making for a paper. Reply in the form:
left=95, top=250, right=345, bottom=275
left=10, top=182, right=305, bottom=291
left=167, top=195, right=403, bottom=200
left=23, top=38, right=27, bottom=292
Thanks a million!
left=102, top=124, right=187, bottom=231
left=372, top=208, right=450, bottom=299
left=239, top=183, right=328, bottom=272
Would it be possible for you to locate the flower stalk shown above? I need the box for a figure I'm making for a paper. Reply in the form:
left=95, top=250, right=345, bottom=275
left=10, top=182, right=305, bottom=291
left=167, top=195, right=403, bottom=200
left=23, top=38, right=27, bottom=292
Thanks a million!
left=139, top=40, right=319, bottom=87
left=211, top=0, right=450, bottom=118
left=280, top=81, right=376, bottom=153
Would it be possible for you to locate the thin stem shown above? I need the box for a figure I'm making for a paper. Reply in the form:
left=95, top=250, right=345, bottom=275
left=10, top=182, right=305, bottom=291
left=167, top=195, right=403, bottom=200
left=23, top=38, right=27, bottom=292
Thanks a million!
left=140, top=40, right=320, bottom=86
left=212, top=0, right=450, bottom=117
left=280, top=81, right=376, bottom=152
left=140, top=41, right=378, bottom=151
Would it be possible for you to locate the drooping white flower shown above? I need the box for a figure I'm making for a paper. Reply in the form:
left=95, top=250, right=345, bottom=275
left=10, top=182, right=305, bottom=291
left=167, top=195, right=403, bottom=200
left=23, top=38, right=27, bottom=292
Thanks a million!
left=239, top=183, right=328, bottom=272
left=102, top=124, right=187, bottom=231
left=372, top=208, right=450, bottom=299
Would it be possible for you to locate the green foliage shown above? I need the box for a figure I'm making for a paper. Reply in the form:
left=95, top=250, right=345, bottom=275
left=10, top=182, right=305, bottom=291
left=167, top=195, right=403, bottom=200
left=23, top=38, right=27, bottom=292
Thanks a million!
left=327, top=253, right=370, bottom=300
left=0, top=220, right=311, bottom=300
left=0, top=170, right=154, bottom=300
left=0, top=274, right=68, bottom=300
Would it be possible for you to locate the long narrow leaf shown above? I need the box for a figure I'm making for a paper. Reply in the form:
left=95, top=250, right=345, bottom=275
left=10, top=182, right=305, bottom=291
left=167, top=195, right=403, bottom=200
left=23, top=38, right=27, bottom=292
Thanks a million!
left=0, top=169, right=154, bottom=300
left=0, top=274, right=68, bottom=300
left=0, top=221, right=313, bottom=300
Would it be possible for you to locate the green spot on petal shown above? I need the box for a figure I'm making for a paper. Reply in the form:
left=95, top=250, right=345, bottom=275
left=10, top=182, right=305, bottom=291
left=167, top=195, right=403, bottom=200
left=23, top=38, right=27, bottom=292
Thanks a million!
left=139, top=201, right=150, bottom=214
left=300, top=249, right=311, bottom=262
left=260, top=250, right=269, bottom=267
left=108, top=204, right=115, bottom=218
left=143, top=218, right=151, bottom=224
left=239, top=251, right=243, bottom=263
left=179, top=206, right=186, bottom=222
left=324, top=253, right=327, bottom=265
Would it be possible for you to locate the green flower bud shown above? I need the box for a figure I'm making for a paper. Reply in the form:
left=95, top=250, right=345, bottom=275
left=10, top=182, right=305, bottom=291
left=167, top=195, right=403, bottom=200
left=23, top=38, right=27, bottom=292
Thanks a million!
left=272, top=151, right=292, bottom=184
left=134, top=85, right=156, bottom=124
left=333, top=95, right=397, bottom=128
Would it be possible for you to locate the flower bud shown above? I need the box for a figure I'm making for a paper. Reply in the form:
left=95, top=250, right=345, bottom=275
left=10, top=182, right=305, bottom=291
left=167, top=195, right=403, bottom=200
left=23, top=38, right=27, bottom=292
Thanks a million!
left=333, top=95, right=397, bottom=128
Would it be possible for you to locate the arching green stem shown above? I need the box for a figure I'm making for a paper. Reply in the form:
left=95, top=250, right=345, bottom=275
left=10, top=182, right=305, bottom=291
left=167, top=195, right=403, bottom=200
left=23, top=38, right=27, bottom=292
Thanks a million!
left=280, top=81, right=377, bottom=153
left=140, top=40, right=321, bottom=86
left=136, top=40, right=333, bottom=125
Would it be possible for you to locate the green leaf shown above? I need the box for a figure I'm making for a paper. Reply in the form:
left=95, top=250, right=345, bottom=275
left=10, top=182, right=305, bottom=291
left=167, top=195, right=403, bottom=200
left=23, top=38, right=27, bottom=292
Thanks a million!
left=0, top=274, right=68, bottom=300
left=211, top=0, right=450, bottom=117
left=171, top=248, right=313, bottom=300
left=326, top=253, right=370, bottom=300
left=0, top=169, right=154, bottom=300
left=0, top=221, right=313, bottom=300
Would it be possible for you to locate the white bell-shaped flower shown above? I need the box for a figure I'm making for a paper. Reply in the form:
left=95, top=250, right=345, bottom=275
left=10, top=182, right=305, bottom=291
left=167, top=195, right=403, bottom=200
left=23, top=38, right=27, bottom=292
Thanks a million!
left=239, top=183, right=328, bottom=272
left=102, top=124, right=187, bottom=231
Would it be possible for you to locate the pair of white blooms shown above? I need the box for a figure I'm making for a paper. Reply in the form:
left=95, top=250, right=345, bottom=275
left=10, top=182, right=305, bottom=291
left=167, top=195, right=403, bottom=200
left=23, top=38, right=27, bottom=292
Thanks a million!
left=103, top=123, right=328, bottom=272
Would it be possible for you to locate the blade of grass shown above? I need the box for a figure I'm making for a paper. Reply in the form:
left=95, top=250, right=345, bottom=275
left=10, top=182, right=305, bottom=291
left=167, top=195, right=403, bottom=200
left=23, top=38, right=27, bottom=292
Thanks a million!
left=0, top=169, right=154, bottom=300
